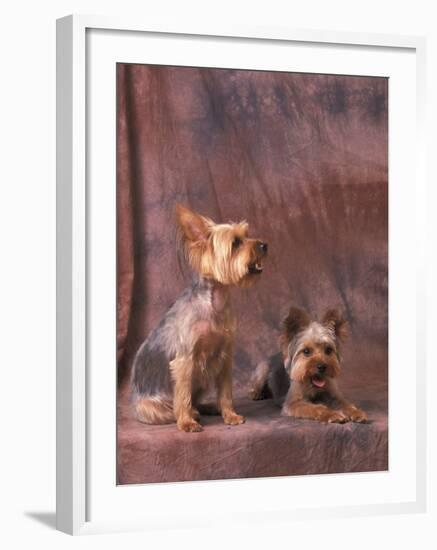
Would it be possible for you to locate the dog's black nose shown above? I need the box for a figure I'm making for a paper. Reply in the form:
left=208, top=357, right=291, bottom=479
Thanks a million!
left=257, top=241, right=268, bottom=255
left=317, top=364, right=327, bottom=374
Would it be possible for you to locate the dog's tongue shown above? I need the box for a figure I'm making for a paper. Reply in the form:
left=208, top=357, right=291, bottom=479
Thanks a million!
left=312, top=375, right=326, bottom=388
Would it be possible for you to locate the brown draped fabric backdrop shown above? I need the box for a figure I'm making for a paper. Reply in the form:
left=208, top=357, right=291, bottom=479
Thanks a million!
left=116, top=64, right=388, bottom=407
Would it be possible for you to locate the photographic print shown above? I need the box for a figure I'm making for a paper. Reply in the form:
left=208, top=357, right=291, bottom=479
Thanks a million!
left=116, top=64, right=388, bottom=484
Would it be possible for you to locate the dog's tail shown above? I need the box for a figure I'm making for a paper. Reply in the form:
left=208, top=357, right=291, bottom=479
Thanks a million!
left=247, top=360, right=272, bottom=400
left=134, top=395, right=175, bottom=424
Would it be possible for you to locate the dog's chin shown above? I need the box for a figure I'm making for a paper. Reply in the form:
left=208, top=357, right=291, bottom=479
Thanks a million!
left=238, top=269, right=262, bottom=288
left=236, top=275, right=257, bottom=288
left=229, top=261, right=265, bottom=288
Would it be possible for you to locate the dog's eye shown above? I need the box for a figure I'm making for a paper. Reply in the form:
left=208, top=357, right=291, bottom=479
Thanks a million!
left=325, top=346, right=333, bottom=355
left=232, top=237, right=242, bottom=249
left=303, top=347, right=311, bottom=356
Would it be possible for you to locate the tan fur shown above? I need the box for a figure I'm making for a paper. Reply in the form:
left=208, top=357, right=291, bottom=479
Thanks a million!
left=247, top=305, right=367, bottom=424
left=282, top=309, right=367, bottom=423
left=132, top=204, right=267, bottom=432
left=290, top=341, right=341, bottom=384
left=134, top=397, right=175, bottom=425
left=169, top=332, right=244, bottom=431
left=176, top=204, right=265, bottom=287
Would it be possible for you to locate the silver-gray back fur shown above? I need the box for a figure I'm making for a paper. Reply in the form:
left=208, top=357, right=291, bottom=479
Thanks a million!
left=131, top=277, right=233, bottom=400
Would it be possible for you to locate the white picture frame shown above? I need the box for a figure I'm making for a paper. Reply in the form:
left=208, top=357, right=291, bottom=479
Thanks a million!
left=56, top=14, right=427, bottom=535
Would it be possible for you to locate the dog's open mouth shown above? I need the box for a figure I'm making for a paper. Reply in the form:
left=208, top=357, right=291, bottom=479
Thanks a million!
left=248, top=262, right=264, bottom=275
left=311, top=375, right=326, bottom=388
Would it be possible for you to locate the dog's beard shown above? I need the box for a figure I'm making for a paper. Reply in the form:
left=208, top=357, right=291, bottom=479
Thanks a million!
left=199, top=247, right=265, bottom=286
left=290, top=360, right=340, bottom=385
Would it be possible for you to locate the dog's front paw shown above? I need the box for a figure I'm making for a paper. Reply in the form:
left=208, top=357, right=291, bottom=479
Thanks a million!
left=348, top=407, right=368, bottom=423
left=177, top=418, right=203, bottom=432
left=223, top=412, right=246, bottom=425
left=321, top=410, right=349, bottom=424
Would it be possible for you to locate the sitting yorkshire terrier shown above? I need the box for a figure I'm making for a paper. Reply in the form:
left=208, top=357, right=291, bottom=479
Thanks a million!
left=131, top=204, right=268, bottom=432
left=248, top=307, right=367, bottom=423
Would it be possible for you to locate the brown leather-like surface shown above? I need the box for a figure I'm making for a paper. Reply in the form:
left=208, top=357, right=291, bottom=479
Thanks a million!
left=116, top=64, right=388, bottom=483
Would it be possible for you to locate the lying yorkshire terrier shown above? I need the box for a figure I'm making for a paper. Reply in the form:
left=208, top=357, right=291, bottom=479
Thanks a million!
left=248, top=307, right=368, bottom=424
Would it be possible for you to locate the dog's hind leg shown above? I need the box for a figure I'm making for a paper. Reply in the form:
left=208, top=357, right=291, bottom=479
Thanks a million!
left=247, top=360, right=272, bottom=400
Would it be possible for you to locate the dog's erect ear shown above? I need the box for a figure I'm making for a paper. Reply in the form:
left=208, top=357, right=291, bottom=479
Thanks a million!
left=282, top=307, right=311, bottom=343
left=176, top=204, right=213, bottom=242
left=322, top=309, right=349, bottom=342
left=280, top=307, right=310, bottom=359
